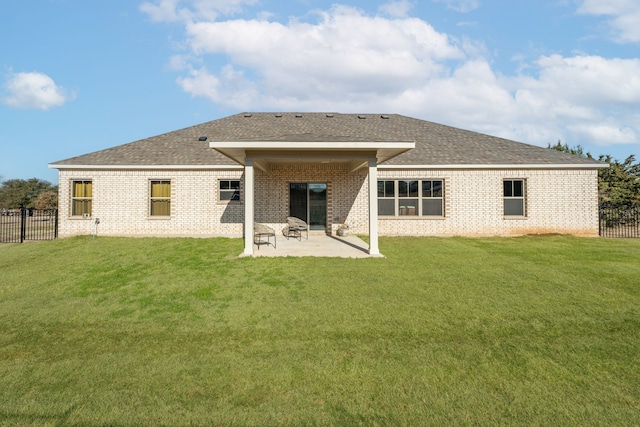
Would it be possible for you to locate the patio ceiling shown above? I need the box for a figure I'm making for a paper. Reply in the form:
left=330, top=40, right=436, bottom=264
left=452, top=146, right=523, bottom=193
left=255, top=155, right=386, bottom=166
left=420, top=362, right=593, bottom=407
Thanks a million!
left=210, top=141, right=415, bottom=172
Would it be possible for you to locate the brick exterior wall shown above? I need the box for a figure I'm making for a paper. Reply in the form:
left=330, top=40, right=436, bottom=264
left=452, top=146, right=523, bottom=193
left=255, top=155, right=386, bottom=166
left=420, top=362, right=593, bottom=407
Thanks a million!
left=57, top=166, right=600, bottom=238
left=253, top=164, right=368, bottom=235
left=58, top=169, right=245, bottom=237
left=377, top=168, right=600, bottom=237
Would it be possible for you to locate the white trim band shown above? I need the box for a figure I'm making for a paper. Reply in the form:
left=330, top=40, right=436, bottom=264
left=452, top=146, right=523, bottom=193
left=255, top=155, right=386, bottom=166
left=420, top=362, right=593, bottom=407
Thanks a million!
left=49, top=164, right=244, bottom=170
left=378, top=163, right=609, bottom=170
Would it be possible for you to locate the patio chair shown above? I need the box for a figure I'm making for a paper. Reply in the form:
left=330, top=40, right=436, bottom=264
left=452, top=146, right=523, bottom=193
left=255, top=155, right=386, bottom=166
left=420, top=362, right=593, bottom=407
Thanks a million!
left=286, top=216, right=308, bottom=240
left=254, top=223, right=276, bottom=249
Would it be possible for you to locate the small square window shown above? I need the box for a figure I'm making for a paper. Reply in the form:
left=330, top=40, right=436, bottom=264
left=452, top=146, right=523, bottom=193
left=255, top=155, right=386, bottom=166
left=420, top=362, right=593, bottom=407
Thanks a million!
left=398, top=180, right=419, bottom=197
left=220, top=180, right=241, bottom=202
left=378, top=199, right=395, bottom=216
left=378, top=181, right=395, bottom=198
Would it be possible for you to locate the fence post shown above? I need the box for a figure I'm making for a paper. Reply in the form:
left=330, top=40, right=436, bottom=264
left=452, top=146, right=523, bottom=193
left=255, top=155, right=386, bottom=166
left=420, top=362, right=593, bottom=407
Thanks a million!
left=599, top=205, right=602, bottom=236
left=54, top=209, right=59, bottom=239
left=20, top=207, right=27, bottom=243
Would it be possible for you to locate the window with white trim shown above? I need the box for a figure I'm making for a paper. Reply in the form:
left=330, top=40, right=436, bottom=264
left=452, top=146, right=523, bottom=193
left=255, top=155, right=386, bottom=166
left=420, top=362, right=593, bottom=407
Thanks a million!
left=219, top=180, right=241, bottom=202
left=378, top=179, right=444, bottom=217
left=150, top=180, right=171, bottom=216
left=503, top=179, right=525, bottom=216
left=71, top=180, right=92, bottom=217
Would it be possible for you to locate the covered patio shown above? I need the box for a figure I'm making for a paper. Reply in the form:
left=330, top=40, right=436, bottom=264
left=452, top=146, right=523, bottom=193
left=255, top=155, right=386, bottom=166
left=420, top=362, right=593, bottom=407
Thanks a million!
left=210, top=137, right=414, bottom=257
left=246, top=232, right=378, bottom=258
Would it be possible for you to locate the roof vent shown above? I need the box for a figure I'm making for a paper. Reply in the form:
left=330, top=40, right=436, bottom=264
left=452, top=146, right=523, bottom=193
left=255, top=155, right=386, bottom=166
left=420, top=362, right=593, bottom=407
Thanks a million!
left=244, top=113, right=252, bottom=117
left=295, top=113, right=303, bottom=118
left=358, top=114, right=366, bottom=119
left=198, top=136, right=207, bottom=141
left=380, top=115, right=390, bottom=119
left=326, top=113, right=334, bottom=118
left=275, top=113, right=283, bottom=118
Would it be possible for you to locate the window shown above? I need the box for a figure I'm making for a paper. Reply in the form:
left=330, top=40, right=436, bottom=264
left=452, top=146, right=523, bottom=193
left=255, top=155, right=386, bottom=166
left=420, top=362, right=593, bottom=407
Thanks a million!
left=422, top=180, right=444, bottom=216
left=398, top=180, right=419, bottom=216
left=150, top=180, right=171, bottom=216
left=504, top=179, right=525, bottom=216
left=377, top=180, right=395, bottom=216
left=219, top=180, right=240, bottom=202
left=378, top=179, right=444, bottom=217
left=71, top=180, right=92, bottom=216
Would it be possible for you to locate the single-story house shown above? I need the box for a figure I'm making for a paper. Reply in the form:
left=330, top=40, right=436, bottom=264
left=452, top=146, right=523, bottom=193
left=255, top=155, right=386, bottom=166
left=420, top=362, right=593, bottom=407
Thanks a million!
left=49, top=112, right=607, bottom=255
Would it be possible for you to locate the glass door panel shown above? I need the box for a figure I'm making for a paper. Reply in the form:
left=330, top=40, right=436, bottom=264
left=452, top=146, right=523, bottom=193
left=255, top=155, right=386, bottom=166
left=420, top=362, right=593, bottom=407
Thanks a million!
left=289, top=183, right=327, bottom=231
left=308, top=183, right=327, bottom=230
left=289, top=183, right=307, bottom=223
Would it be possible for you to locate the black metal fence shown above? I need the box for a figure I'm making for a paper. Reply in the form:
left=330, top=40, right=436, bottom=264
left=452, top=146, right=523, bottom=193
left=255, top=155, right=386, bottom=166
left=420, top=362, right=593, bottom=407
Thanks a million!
left=0, top=208, right=58, bottom=243
left=599, top=204, right=640, bottom=238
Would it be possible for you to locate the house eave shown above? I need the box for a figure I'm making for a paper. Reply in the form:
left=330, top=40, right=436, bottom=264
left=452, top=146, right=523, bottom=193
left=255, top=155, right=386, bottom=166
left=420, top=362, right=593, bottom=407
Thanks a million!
left=48, top=162, right=608, bottom=171
left=48, top=164, right=244, bottom=170
left=379, top=163, right=609, bottom=170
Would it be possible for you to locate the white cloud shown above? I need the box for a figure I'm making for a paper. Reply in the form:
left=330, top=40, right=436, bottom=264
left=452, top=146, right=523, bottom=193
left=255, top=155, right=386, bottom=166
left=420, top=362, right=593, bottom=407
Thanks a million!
left=432, top=0, right=480, bottom=13
left=167, top=54, right=191, bottom=70
left=379, top=54, right=640, bottom=148
left=172, top=6, right=451, bottom=110
left=182, top=4, right=463, bottom=103
left=149, top=2, right=640, bottom=149
left=140, top=0, right=258, bottom=22
left=178, top=65, right=257, bottom=108
left=379, top=0, right=414, bottom=18
left=577, top=0, right=637, bottom=16
left=568, top=122, right=637, bottom=145
left=500, top=55, right=640, bottom=146
left=577, top=0, right=640, bottom=43
left=2, top=71, right=73, bottom=110
left=140, top=0, right=181, bottom=22
left=531, top=55, right=640, bottom=105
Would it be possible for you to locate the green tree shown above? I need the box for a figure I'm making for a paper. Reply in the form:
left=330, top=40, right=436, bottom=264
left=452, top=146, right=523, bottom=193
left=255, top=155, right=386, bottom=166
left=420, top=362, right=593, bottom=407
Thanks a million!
left=34, top=190, right=58, bottom=210
left=548, top=142, right=640, bottom=206
left=0, top=178, right=57, bottom=209
left=547, top=140, right=593, bottom=158
left=597, top=154, right=640, bottom=206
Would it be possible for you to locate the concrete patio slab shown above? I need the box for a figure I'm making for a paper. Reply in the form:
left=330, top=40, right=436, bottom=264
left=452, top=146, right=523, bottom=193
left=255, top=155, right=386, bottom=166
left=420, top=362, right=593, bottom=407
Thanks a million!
left=246, top=233, right=382, bottom=258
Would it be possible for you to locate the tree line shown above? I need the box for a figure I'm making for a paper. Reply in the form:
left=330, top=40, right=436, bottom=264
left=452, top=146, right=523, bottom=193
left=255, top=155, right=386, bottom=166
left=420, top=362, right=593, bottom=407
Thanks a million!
left=0, top=178, right=58, bottom=210
left=548, top=142, right=640, bottom=207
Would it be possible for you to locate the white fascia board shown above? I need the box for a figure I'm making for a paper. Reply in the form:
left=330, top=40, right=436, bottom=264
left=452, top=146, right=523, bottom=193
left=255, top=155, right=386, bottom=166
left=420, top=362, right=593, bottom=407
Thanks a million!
left=379, top=163, right=609, bottom=170
left=209, top=141, right=415, bottom=150
left=48, top=164, right=244, bottom=170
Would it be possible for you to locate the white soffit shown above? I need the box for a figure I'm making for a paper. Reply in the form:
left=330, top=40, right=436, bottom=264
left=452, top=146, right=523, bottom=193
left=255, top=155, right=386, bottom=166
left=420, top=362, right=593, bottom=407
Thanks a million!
left=209, top=141, right=415, bottom=165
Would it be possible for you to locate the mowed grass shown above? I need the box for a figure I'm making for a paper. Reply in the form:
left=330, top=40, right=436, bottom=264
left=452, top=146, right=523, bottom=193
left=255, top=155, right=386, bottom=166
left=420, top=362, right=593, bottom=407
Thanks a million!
left=0, top=236, right=638, bottom=426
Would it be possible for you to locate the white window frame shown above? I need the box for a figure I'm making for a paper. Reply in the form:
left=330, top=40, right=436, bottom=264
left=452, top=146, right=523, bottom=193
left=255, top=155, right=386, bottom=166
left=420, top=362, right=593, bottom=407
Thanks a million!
left=71, top=179, right=92, bottom=217
left=503, top=179, right=526, bottom=217
left=219, top=179, right=241, bottom=203
left=149, top=180, right=171, bottom=217
left=378, top=179, right=444, bottom=217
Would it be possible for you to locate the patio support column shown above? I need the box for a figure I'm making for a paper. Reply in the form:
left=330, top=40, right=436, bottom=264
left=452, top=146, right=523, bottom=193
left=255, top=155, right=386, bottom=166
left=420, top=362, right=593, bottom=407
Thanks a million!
left=368, top=157, right=380, bottom=256
left=243, top=157, right=254, bottom=256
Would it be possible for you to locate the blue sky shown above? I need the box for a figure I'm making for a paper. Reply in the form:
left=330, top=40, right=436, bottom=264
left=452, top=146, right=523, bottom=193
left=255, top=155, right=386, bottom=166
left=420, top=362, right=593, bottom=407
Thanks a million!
left=1, top=0, right=639, bottom=184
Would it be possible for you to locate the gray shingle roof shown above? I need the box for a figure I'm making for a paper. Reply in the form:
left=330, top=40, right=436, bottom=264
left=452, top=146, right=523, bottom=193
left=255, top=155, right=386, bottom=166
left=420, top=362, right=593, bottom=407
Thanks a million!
left=50, top=113, right=604, bottom=167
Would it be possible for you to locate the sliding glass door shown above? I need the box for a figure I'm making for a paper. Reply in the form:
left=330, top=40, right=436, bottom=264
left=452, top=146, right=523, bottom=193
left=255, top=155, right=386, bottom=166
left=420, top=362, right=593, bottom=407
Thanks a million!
left=289, top=183, right=327, bottom=231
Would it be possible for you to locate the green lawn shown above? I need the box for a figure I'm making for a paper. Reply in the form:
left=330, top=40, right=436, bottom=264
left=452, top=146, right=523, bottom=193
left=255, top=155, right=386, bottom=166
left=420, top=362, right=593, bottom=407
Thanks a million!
left=0, top=236, right=638, bottom=426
